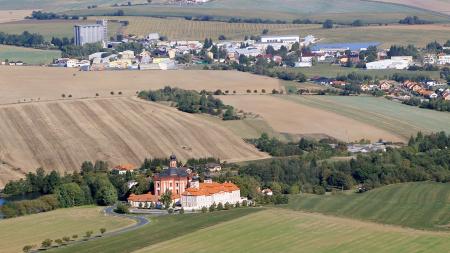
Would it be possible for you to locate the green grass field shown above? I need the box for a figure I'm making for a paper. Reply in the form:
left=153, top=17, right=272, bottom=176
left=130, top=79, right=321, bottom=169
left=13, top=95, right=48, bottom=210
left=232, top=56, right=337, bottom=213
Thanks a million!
left=50, top=208, right=259, bottom=253
left=132, top=208, right=450, bottom=253
left=286, top=182, right=450, bottom=231
left=0, top=45, right=61, bottom=64
left=0, top=206, right=135, bottom=253
left=281, top=95, right=450, bottom=140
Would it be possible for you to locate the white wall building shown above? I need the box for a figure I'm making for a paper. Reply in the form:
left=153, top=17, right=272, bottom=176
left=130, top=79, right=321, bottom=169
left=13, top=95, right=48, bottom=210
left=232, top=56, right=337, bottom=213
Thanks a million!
left=366, top=56, right=412, bottom=70
left=181, top=180, right=244, bottom=211
left=260, top=35, right=300, bottom=43
left=438, top=55, right=450, bottom=65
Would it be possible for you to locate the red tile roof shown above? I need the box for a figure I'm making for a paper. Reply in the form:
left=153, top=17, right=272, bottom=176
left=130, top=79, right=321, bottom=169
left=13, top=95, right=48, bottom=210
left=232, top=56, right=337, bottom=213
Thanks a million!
left=127, top=193, right=158, bottom=202
left=114, top=164, right=135, bottom=171
left=182, top=182, right=239, bottom=196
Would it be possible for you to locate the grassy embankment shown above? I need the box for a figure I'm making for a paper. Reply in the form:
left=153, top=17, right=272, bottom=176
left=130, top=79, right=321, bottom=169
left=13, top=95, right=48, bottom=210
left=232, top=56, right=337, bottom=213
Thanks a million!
left=286, top=182, right=450, bottom=231
left=0, top=206, right=135, bottom=253
left=0, top=45, right=61, bottom=64
left=50, top=208, right=260, bottom=253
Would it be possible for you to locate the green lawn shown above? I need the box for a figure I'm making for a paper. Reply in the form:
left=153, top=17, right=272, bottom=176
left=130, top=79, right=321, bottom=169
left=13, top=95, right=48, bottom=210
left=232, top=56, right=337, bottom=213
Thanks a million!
left=286, top=182, right=450, bottom=231
left=50, top=208, right=260, bottom=253
left=0, top=45, right=60, bottom=64
left=0, top=206, right=135, bottom=253
left=133, top=208, right=450, bottom=253
left=281, top=95, right=450, bottom=140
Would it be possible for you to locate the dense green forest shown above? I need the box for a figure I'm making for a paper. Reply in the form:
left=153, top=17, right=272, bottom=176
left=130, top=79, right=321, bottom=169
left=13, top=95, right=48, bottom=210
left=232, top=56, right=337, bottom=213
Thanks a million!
left=138, top=86, right=239, bottom=120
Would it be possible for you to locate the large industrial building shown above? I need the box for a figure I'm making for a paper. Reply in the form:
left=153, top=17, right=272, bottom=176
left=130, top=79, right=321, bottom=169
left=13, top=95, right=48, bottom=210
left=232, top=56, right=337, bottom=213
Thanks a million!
left=74, top=20, right=107, bottom=47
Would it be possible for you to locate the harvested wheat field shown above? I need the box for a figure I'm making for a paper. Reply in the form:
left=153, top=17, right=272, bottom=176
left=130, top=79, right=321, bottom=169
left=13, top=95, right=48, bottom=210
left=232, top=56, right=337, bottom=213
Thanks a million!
left=0, top=97, right=268, bottom=187
left=0, top=66, right=280, bottom=105
left=376, top=0, right=450, bottom=15
left=0, top=10, right=32, bottom=23
left=220, top=95, right=405, bottom=142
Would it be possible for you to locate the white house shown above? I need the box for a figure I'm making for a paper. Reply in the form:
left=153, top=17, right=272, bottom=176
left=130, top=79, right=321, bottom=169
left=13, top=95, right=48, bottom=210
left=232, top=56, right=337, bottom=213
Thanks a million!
left=438, top=55, right=450, bottom=65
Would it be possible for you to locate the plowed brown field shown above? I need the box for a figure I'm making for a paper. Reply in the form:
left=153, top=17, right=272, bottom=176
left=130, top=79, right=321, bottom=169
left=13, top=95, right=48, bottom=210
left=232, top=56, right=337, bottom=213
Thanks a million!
left=0, top=97, right=268, bottom=187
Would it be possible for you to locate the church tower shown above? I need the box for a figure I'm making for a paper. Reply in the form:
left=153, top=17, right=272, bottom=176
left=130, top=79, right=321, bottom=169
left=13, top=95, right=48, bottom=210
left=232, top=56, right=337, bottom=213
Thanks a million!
left=169, top=154, right=177, bottom=168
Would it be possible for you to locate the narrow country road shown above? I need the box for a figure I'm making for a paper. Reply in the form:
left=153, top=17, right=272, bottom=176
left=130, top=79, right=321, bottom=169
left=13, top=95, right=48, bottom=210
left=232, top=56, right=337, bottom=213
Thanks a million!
left=103, top=206, right=150, bottom=235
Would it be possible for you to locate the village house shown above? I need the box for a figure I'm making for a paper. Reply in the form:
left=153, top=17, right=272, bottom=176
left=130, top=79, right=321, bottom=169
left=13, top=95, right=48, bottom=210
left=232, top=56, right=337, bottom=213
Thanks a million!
left=438, top=54, right=450, bottom=65
left=206, top=163, right=222, bottom=172
left=113, top=164, right=136, bottom=175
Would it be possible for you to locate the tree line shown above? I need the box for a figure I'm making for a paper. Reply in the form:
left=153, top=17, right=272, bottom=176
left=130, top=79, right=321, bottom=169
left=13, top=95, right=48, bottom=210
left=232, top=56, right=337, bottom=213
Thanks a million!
left=0, top=31, right=45, bottom=48
left=236, top=132, right=450, bottom=196
left=138, top=86, right=239, bottom=120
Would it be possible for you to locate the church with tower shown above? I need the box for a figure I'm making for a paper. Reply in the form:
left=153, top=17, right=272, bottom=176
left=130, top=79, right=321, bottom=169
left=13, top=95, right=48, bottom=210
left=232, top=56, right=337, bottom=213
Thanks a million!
left=127, top=154, right=244, bottom=210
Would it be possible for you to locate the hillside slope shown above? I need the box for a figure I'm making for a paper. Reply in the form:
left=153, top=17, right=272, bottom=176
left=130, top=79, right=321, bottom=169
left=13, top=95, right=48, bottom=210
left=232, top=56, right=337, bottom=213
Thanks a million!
left=287, top=182, right=450, bottom=230
left=133, top=208, right=450, bottom=253
left=0, top=97, right=268, bottom=187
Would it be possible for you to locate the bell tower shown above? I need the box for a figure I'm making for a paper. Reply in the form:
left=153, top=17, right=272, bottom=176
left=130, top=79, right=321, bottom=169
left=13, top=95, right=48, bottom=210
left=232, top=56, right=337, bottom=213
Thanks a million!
left=169, top=154, right=177, bottom=168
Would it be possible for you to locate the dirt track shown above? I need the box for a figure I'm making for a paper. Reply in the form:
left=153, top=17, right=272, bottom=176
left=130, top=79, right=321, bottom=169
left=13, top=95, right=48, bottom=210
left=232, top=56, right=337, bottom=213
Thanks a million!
left=0, top=97, right=268, bottom=187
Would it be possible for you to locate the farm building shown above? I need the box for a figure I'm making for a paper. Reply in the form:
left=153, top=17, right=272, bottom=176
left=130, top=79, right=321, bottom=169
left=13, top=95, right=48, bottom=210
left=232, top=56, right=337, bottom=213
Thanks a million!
left=260, top=35, right=300, bottom=43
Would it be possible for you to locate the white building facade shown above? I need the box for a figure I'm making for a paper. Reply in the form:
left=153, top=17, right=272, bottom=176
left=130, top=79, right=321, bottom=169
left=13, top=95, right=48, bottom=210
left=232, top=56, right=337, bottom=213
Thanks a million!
left=181, top=181, right=243, bottom=210
left=74, top=24, right=105, bottom=46
left=260, top=35, right=300, bottom=43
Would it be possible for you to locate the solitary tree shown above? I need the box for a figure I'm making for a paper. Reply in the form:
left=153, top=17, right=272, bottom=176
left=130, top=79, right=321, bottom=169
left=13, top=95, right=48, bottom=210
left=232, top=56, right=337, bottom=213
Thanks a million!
left=201, top=206, right=208, bottom=213
left=100, top=228, right=106, bottom=235
left=41, top=239, right=52, bottom=248
left=85, top=231, right=93, bottom=239
left=55, top=239, right=63, bottom=246
left=72, top=234, right=78, bottom=240
left=62, top=236, right=71, bottom=243
left=22, top=245, right=33, bottom=253
left=160, top=190, right=172, bottom=209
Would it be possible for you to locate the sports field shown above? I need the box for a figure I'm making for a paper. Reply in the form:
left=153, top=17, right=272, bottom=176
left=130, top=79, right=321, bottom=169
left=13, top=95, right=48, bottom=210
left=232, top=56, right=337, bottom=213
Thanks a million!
left=0, top=97, right=267, bottom=187
left=0, top=206, right=135, bottom=253
left=220, top=95, right=406, bottom=142
left=287, top=182, right=450, bottom=231
left=133, top=208, right=450, bottom=253
left=0, top=45, right=61, bottom=65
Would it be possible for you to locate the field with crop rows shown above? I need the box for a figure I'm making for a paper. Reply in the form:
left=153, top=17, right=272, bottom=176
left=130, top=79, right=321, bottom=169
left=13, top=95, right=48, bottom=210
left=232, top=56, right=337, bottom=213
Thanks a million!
left=0, top=97, right=267, bottom=187
left=282, top=95, right=450, bottom=140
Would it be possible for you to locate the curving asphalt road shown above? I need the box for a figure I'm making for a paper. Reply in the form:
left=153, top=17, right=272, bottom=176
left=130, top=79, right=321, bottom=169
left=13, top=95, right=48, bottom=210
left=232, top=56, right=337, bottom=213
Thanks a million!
left=103, top=206, right=150, bottom=236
